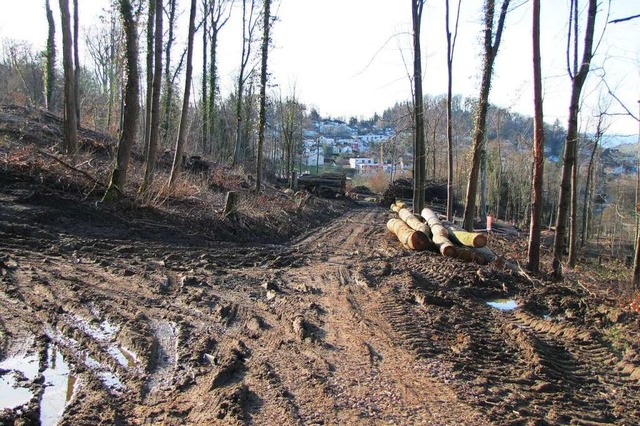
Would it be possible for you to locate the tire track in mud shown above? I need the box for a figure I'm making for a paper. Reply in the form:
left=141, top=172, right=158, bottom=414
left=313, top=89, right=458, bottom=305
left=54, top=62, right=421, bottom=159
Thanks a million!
left=4, top=188, right=639, bottom=425
left=378, top=254, right=640, bottom=425
left=258, top=206, right=489, bottom=425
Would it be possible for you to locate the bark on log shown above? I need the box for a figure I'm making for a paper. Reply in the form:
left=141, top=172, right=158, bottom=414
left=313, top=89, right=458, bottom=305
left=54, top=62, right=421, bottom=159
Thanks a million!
left=420, top=208, right=457, bottom=257
left=457, top=247, right=487, bottom=264
left=471, top=246, right=497, bottom=264
left=443, top=222, right=488, bottom=248
left=387, top=218, right=430, bottom=251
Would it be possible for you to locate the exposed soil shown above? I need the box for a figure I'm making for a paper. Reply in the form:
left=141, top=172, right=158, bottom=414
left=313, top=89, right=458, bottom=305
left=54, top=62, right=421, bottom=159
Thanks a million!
left=1, top=109, right=640, bottom=425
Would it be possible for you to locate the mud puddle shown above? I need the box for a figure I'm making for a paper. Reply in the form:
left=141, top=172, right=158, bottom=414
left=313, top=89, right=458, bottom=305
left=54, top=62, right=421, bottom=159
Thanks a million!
left=486, top=298, right=518, bottom=311
left=0, top=352, right=39, bottom=411
left=40, top=345, right=75, bottom=426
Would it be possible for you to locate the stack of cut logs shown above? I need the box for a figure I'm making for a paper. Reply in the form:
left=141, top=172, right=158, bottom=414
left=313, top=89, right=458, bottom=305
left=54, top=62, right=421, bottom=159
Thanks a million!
left=297, top=173, right=346, bottom=198
left=387, top=201, right=492, bottom=264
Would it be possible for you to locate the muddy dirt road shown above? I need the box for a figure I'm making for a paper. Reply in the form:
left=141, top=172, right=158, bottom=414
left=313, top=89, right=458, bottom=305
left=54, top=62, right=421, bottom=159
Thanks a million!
left=1, top=178, right=640, bottom=425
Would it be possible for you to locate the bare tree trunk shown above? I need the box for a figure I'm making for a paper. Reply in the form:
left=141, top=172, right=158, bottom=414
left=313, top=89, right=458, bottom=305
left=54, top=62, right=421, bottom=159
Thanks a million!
left=143, top=0, right=155, bottom=159
left=581, top=120, right=602, bottom=247
left=412, top=0, right=426, bottom=213
left=233, top=0, right=256, bottom=167
left=163, top=0, right=177, bottom=142
left=445, top=0, right=461, bottom=221
left=633, top=99, right=640, bottom=287
left=105, top=0, right=140, bottom=200
left=568, top=145, right=579, bottom=267
left=169, top=0, right=197, bottom=186
left=59, top=0, right=78, bottom=155
left=527, top=0, right=545, bottom=273
left=45, top=0, right=56, bottom=111
left=201, top=0, right=209, bottom=154
left=73, top=0, right=80, bottom=126
left=462, top=0, right=510, bottom=231
left=207, top=1, right=231, bottom=156
left=256, top=0, right=272, bottom=192
left=142, top=0, right=164, bottom=192
left=552, top=0, right=597, bottom=279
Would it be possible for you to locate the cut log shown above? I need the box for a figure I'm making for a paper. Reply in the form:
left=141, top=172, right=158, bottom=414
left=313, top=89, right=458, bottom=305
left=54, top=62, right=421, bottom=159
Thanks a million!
left=396, top=208, right=437, bottom=251
left=390, top=203, right=401, bottom=213
left=421, top=208, right=457, bottom=257
left=386, top=218, right=430, bottom=251
left=443, top=222, right=488, bottom=248
left=398, top=208, right=431, bottom=237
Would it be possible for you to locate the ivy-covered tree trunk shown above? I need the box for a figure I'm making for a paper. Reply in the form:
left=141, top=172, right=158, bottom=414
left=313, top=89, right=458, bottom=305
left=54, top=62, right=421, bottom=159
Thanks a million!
left=104, top=0, right=140, bottom=201
left=462, top=0, right=510, bottom=231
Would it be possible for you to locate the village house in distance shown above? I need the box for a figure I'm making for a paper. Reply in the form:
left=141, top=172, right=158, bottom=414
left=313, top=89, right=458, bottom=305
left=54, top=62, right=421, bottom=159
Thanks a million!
left=301, top=116, right=406, bottom=175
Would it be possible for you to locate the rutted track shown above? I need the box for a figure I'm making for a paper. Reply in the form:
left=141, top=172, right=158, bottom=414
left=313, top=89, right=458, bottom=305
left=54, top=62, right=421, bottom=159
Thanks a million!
left=378, top=254, right=640, bottom=424
left=1, top=180, right=640, bottom=424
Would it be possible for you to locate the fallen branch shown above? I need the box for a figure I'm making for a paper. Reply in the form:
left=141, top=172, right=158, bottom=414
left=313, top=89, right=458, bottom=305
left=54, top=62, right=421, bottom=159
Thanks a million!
left=36, top=149, right=106, bottom=189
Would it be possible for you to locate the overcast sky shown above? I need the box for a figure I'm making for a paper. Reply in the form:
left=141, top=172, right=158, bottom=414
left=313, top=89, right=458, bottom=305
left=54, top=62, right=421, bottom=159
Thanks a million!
left=1, top=0, right=639, bottom=135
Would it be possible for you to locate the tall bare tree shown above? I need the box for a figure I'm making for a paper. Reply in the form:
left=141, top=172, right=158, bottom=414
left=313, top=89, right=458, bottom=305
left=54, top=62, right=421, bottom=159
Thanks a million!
left=278, top=91, right=304, bottom=188
left=232, top=0, right=258, bottom=167
left=412, top=0, right=426, bottom=213
left=142, top=0, right=164, bottom=192
left=73, top=0, right=80, bottom=126
left=445, top=0, right=461, bottom=220
left=169, top=0, right=197, bottom=186
left=59, top=0, right=78, bottom=155
left=256, top=0, right=272, bottom=192
left=104, top=0, right=140, bottom=200
left=163, top=0, right=178, bottom=140
left=527, top=0, right=545, bottom=273
left=203, top=0, right=231, bottom=155
left=552, top=0, right=598, bottom=278
left=201, top=0, right=210, bottom=153
left=462, top=0, right=510, bottom=231
left=581, top=110, right=607, bottom=248
left=143, top=0, right=155, bottom=158
left=44, top=0, right=56, bottom=111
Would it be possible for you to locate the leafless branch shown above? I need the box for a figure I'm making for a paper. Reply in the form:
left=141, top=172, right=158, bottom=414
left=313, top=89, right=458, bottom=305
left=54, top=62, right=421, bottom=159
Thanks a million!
left=609, top=13, right=640, bottom=24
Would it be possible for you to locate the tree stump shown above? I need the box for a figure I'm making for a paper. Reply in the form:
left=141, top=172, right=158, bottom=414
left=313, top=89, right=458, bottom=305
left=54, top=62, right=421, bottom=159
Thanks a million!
left=223, top=191, right=238, bottom=218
